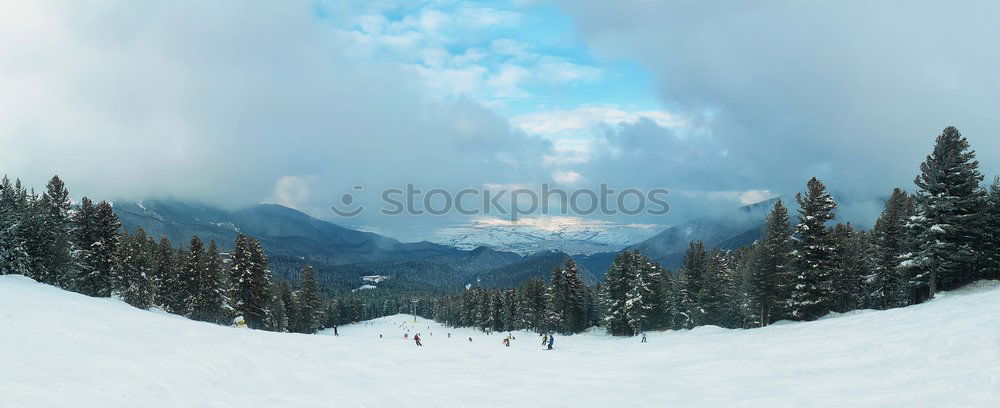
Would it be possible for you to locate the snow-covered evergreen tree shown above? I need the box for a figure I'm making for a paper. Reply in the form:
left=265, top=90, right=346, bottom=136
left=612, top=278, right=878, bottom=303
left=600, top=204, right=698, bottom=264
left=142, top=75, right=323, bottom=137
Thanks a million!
left=677, top=241, right=708, bottom=327
left=294, top=265, right=322, bottom=334
left=866, top=188, right=914, bottom=309
left=71, top=199, right=120, bottom=297
left=979, top=177, right=1000, bottom=281
left=750, top=199, right=793, bottom=325
left=900, top=126, right=986, bottom=302
left=155, top=237, right=187, bottom=314
left=229, top=234, right=272, bottom=329
left=0, top=176, right=30, bottom=276
left=41, top=176, right=75, bottom=288
left=602, top=250, right=633, bottom=336
left=700, top=248, right=735, bottom=327
left=517, top=278, right=547, bottom=332
left=830, top=224, right=870, bottom=313
left=624, top=251, right=663, bottom=334
left=189, top=240, right=227, bottom=323
left=547, top=259, right=587, bottom=334
left=789, top=177, right=838, bottom=321
left=112, top=228, right=154, bottom=308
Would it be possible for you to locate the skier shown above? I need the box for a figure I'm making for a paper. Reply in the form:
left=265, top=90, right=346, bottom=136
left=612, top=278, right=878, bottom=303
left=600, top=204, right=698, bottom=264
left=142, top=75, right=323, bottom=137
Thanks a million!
left=379, top=333, right=383, bottom=339
left=502, top=336, right=510, bottom=347
left=414, top=334, right=423, bottom=346
left=547, top=334, right=554, bottom=350
left=333, top=325, right=339, bottom=336
left=447, top=333, right=451, bottom=338
left=468, top=337, right=473, bottom=343
left=641, top=332, right=647, bottom=343
left=541, top=334, right=548, bottom=347
left=404, top=333, right=409, bottom=339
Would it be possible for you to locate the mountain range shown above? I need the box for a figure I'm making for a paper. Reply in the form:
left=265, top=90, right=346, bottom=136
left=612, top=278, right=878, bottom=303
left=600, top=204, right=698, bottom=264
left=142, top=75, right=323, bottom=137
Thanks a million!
left=113, top=198, right=776, bottom=293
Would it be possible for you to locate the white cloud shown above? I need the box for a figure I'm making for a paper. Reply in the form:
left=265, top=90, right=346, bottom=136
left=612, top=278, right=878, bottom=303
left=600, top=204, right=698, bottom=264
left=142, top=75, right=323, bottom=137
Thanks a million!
left=552, top=170, right=585, bottom=185
left=270, top=176, right=312, bottom=210
left=511, top=106, right=681, bottom=136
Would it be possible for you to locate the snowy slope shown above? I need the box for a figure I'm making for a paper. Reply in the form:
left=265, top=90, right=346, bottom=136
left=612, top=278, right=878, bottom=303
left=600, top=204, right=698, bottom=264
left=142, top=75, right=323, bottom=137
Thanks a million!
left=2, top=275, right=1000, bottom=407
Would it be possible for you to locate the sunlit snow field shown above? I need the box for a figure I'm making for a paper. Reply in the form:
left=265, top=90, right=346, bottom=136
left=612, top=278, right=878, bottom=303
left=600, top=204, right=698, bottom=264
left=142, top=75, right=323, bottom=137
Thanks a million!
left=2, top=275, right=999, bottom=407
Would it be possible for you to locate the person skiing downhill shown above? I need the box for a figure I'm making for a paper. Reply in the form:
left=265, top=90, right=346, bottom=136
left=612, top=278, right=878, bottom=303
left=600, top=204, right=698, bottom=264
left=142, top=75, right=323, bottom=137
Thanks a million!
left=541, top=334, right=548, bottom=347
left=547, top=334, right=554, bottom=350
left=414, top=334, right=423, bottom=346
left=641, top=332, right=647, bottom=343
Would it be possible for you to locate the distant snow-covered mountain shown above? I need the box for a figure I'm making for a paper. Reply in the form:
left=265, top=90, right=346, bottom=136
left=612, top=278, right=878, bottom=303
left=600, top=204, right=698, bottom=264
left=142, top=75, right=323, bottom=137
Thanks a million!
left=427, top=216, right=661, bottom=256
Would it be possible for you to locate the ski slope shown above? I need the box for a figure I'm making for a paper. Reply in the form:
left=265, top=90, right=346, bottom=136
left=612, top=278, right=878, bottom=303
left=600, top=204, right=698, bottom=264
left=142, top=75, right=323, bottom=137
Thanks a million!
left=2, top=275, right=999, bottom=407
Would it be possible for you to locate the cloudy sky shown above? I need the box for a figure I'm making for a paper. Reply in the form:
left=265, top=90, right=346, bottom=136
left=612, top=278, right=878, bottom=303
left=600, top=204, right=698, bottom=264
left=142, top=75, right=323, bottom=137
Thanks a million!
left=2, top=0, right=999, bottom=241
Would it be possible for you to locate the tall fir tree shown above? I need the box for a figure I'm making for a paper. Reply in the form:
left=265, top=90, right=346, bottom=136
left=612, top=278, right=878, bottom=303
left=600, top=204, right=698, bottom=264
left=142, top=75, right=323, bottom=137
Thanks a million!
left=677, top=241, right=709, bottom=327
left=700, top=248, right=736, bottom=327
left=189, top=240, right=227, bottom=323
left=979, top=177, right=1000, bottom=281
left=602, top=250, right=634, bottom=336
left=829, top=224, right=870, bottom=313
left=41, top=176, right=75, bottom=287
left=294, top=265, right=323, bottom=334
left=789, top=177, right=838, bottom=321
left=866, top=189, right=914, bottom=309
left=750, top=199, right=793, bottom=326
left=900, top=126, right=986, bottom=301
left=0, top=176, right=30, bottom=276
left=229, top=234, right=272, bottom=329
left=112, top=228, right=154, bottom=308
left=624, top=251, right=664, bottom=334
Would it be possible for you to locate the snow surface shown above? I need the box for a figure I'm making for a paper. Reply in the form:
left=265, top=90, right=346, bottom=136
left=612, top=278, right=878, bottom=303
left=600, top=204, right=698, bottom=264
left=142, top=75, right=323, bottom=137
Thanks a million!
left=2, top=275, right=1000, bottom=407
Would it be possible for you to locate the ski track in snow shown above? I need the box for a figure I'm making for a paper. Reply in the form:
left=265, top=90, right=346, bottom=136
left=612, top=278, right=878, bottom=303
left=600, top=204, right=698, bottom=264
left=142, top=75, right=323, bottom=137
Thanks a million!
left=2, top=275, right=999, bottom=407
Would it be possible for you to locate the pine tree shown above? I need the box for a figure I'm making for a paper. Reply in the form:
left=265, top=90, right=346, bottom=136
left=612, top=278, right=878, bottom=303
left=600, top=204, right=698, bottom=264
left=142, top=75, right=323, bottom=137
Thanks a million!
left=866, top=189, right=914, bottom=309
left=229, top=234, right=272, bottom=329
left=0, top=176, right=30, bottom=276
left=980, top=177, right=1000, bottom=281
left=700, top=248, right=735, bottom=327
left=677, top=242, right=709, bottom=326
left=112, top=228, right=154, bottom=308
left=41, top=175, right=75, bottom=287
left=155, top=238, right=188, bottom=314
left=624, top=251, right=663, bottom=334
left=900, top=126, right=986, bottom=302
left=176, top=236, right=206, bottom=316
left=189, top=240, right=227, bottom=323
left=294, top=265, right=322, bottom=334
left=71, top=199, right=121, bottom=297
left=548, top=258, right=587, bottom=334
left=602, top=251, right=634, bottom=336
left=830, top=224, right=870, bottom=313
left=789, top=177, right=838, bottom=321
left=517, top=278, right=548, bottom=332
left=750, top=199, right=793, bottom=326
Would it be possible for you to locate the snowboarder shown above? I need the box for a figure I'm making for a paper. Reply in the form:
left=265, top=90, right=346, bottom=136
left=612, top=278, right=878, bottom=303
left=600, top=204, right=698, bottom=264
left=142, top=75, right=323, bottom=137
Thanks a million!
left=414, top=334, right=423, bottom=346
left=641, top=332, right=647, bottom=343
left=547, top=334, right=554, bottom=350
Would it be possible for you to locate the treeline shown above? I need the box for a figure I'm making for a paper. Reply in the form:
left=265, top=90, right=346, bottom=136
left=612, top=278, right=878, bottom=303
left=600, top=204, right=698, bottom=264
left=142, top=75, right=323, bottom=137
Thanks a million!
left=427, top=126, right=1000, bottom=336
left=0, top=176, right=336, bottom=333
left=431, top=259, right=599, bottom=334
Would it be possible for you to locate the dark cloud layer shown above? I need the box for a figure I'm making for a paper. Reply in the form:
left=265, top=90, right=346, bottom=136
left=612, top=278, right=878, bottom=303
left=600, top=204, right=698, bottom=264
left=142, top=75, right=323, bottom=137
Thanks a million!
left=557, top=0, right=1000, bottom=218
